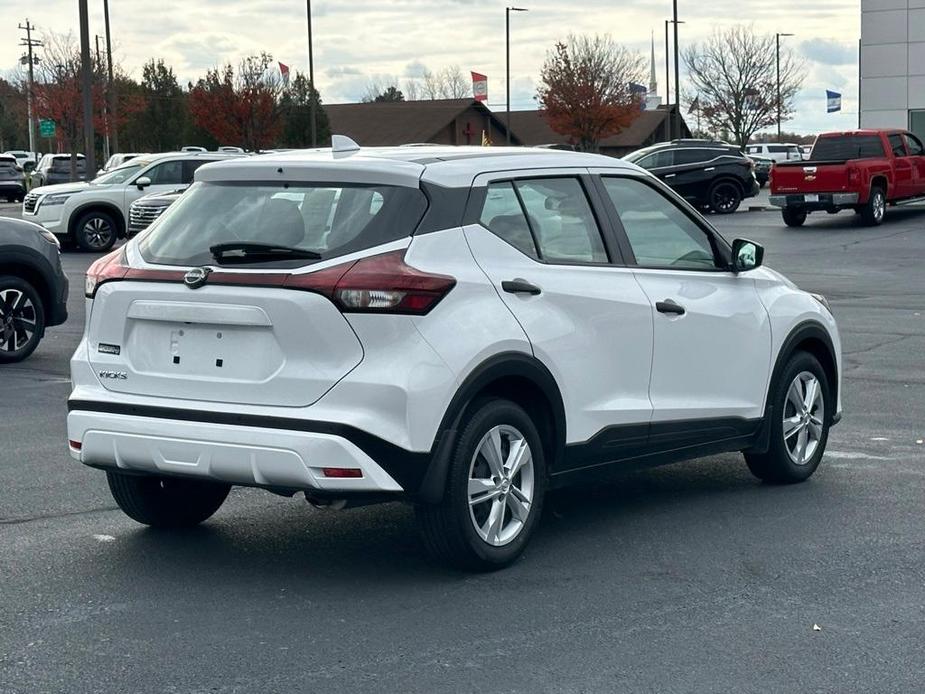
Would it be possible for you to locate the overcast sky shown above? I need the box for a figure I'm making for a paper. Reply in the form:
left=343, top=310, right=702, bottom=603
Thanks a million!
left=3, top=0, right=861, bottom=135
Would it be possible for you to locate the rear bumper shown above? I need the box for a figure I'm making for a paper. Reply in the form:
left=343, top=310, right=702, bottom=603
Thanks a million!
left=67, top=403, right=428, bottom=495
left=769, top=192, right=859, bottom=210
left=0, top=182, right=25, bottom=196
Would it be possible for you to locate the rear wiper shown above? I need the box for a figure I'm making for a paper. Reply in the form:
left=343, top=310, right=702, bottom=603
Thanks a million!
left=209, top=242, right=321, bottom=263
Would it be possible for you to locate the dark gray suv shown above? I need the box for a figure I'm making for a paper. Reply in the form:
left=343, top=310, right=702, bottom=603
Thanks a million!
left=0, top=217, right=69, bottom=362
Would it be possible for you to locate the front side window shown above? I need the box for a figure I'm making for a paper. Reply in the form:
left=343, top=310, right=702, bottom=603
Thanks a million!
left=145, top=160, right=184, bottom=185
left=514, top=178, right=608, bottom=264
left=602, top=176, right=718, bottom=270
left=94, top=163, right=145, bottom=185
left=138, top=182, right=427, bottom=267
left=479, top=182, right=538, bottom=259
left=674, top=149, right=710, bottom=165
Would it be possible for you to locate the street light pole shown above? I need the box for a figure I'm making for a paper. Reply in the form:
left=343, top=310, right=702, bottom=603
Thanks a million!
left=78, top=0, right=96, bottom=177
left=506, top=6, right=527, bottom=146
left=103, top=0, right=118, bottom=154
left=18, top=20, right=41, bottom=166
left=306, top=0, right=317, bottom=147
left=663, top=19, right=684, bottom=141
left=672, top=0, right=681, bottom=140
left=776, top=32, right=794, bottom=141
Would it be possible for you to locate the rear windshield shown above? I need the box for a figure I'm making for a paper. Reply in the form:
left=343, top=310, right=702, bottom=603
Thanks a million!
left=51, top=157, right=87, bottom=173
left=138, top=182, right=428, bottom=268
left=811, top=135, right=885, bottom=161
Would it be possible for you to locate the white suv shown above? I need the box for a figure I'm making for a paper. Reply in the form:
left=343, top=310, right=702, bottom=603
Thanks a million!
left=744, top=143, right=805, bottom=163
left=22, top=152, right=239, bottom=251
left=68, top=142, right=842, bottom=570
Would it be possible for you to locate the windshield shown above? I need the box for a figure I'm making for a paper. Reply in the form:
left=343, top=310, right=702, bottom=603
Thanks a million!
left=93, top=163, right=145, bottom=185
left=138, top=182, right=428, bottom=267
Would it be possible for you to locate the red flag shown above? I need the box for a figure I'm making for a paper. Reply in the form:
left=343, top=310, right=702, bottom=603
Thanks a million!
left=278, top=62, right=290, bottom=86
left=471, top=72, right=487, bottom=102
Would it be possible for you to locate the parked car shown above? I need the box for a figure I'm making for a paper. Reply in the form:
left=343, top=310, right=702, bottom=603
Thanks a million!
left=800, top=144, right=813, bottom=159
left=97, top=152, right=145, bottom=176
left=127, top=188, right=184, bottom=236
left=0, top=154, right=27, bottom=202
left=31, top=154, right=87, bottom=187
left=750, top=155, right=773, bottom=187
left=770, top=129, right=925, bottom=227
left=2, top=150, right=38, bottom=171
left=23, top=151, right=239, bottom=251
left=624, top=139, right=760, bottom=214
left=69, top=141, right=842, bottom=570
left=745, top=143, right=804, bottom=163
left=0, top=217, right=68, bottom=363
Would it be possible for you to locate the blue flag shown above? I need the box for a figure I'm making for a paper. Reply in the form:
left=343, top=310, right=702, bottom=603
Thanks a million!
left=826, top=90, right=842, bottom=113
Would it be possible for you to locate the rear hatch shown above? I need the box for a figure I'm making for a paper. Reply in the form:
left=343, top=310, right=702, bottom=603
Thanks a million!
left=88, top=280, right=362, bottom=407
left=87, top=168, right=428, bottom=408
left=0, top=157, right=22, bottom=181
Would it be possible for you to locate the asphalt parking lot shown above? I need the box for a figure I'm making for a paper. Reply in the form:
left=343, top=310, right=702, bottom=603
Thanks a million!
left=1, top=201, right=924, bottom=693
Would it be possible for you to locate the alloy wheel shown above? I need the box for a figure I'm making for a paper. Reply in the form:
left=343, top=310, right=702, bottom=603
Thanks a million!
left=82, top=216, right=114, bottom=250
left=711, top=183, right=740, bottom=214
left=782, top=371, right=825, bottom=465
left=0, top=288, right=37, bottom=354
left=872, top=192, right=885, bottom=222
left=467, top=424, right=535, bottom=547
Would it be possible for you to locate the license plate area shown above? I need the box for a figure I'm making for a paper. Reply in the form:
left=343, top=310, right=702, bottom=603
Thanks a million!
left=804, top=194, right=819, bottom=203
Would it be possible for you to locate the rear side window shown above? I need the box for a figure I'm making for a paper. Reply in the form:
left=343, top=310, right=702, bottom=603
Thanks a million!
left=182, top=160, right=212, bottom=183
left=812, top=135, right=886, bottom=160
left=888, top=134, right=906, bottom=157
left=479, top=182, right=538, bottom=259
left=746, top=146, right=760, bottom=154
left=674, top=149, right=709, bottom=165
left=905, top=134, right=924, bottom=156
left=138, top=182, right=427, bottom=267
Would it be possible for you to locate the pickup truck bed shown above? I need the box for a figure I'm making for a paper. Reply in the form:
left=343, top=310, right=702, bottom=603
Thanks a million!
left=770, top=130, right=925, bottom=227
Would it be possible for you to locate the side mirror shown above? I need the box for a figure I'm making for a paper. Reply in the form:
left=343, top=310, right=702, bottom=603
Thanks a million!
left=731, top=238, right=764, bottom=273
left=135, top=176, right=152, bottom=190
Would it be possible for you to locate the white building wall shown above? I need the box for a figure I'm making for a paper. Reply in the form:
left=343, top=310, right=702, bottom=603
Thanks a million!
left=860, top=0, right=925, bottom=131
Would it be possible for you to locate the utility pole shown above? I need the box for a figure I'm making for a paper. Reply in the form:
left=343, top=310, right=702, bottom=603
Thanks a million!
left=505, top=7, right=528, bottom=146
left=78, top=0, right=96, bottom=177
left=672, top=0, right=681, bottom=140
left=96, top=35, right=110, bottom=162
left=306, top=0, right=317, bottom=147
left=776, top=33, right=794, bottom=141
left=18, top=20, right=42, bottom=166
left=664, top=20, right=670, bottom=141
left=103, top=0, right=118, bottom=154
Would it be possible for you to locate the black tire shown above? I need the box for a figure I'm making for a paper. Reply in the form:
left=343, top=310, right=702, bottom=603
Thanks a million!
left=107, top=471, right=231, bottom=528
left=74, top=210, right=118, bottom=252
left=744, top=351, right=832, bottom=484
left=416, top=398, right=547, bottom=571
left=860, top=186, right=886, bottom=226
left=782, top=207, right=807, bottom=227
left=0, top=275, right=45, bottom=364
left=708, top=180, right=742, bottom=214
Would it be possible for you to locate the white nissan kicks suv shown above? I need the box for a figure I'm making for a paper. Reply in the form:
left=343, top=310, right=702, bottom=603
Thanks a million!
left=69, top=140, right=842, bottom=570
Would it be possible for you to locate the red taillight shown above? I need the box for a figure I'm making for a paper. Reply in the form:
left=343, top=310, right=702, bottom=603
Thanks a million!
left=68, top=440, right=82, bottom=451
left=85, top=248, right=129, bottom=298
left=286, top=250, right=456, bottom=315
left=847, top=167, right=860, bottom=186
left=321, top=467, right=363, bottom=478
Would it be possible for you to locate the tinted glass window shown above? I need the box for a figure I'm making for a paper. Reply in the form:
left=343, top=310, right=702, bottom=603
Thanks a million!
left=602, top=177, right=717, bottom=270
left=888, top=134, right=906, bottom=157
left=513, top=178, right=608, bottom=264
left=638, top=151, right=673, bottom=169
left=479, top=182, right=538, bottom=259
left=768, top=145, right=787, bottom=153
left=139, top=182, right=427, bottom=267
left=51, top=157, right=86, bottom=173
left=182, top=159, right=214, bottom=184
left=674, top=149, right=710, bottom=165
left=146, top=160, right=184, bottom=185
left=812, top=135, right=886, bottom=160
left=904, top=134, right=924, bottom=156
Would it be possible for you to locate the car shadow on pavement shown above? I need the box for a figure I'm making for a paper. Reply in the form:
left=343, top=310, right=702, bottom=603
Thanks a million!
left=75, top=453, right=826, bottom=585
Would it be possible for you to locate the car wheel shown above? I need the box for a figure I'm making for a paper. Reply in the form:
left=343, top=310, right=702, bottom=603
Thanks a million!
left=0, top=275, right=45, bottom=364
left=107, top=471, right=231, bottom=528
left=782, top=208, right=807, bottom=227
left=744, top=351, right=831, bottom=484
left=75, top=210, right=118, bottom=252
left=860, top=186, right=886, bottom=226
left=709, top=181, right=742, bottom=214
left=416, top=398, right=547, bottom=571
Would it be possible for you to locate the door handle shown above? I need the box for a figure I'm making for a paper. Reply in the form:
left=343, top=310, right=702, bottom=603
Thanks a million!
left=656, top=299, right=685, bottom=316
left=664, top=173, right=676, bottom=179
left=704, top=167, right=715, bottom=172
left=502, top=278, right=542, bottom=296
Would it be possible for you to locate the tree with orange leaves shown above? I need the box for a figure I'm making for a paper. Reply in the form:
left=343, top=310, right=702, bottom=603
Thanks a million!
left=537, top=35, right=646, bottom=152
left=188, top=53, right=283, bottom=152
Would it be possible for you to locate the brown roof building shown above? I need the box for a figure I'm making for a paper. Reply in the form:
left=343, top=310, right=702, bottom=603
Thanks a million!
left=508, top=106, right=692, bottom=157
left=325, top=99, right=522, bottom=147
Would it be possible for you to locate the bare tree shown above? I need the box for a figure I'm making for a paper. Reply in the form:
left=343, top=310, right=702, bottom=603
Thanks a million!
left=422, top=69, right=441, bottom=100
left=537, top=34, right=646, bottom=152
left=403, top=79, right=420, bottom=101
left=438, top=65, right=469, bottom=99
left=683, top=26, right=805, bottom=148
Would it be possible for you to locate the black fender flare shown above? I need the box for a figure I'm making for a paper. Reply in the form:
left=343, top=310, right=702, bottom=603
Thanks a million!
left=417, top=351, right=566, bottom=504
left=748, top=319, right=838, bottom=453
left=69, top=202, right=126, bottom=238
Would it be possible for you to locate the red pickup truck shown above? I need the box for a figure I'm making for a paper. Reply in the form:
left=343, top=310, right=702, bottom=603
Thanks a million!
left=770, top=129, right=925, bottom=227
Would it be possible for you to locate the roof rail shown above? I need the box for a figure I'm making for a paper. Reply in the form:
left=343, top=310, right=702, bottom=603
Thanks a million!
left=331, top=135, right=361, bottom=155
